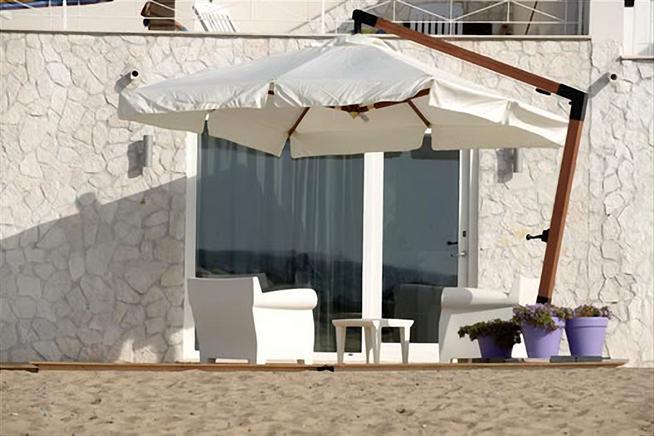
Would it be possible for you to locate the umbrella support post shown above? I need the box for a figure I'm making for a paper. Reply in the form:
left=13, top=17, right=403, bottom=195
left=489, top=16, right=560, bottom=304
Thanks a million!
left=537, top=90, right=587, bottom=303
left=352, top=10, right=589, bottom=303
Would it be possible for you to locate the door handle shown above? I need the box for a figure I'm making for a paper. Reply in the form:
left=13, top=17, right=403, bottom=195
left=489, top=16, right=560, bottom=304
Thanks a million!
left=450, top=251, right=467, bottom=257
left=446, top=240, right=458, bottom=246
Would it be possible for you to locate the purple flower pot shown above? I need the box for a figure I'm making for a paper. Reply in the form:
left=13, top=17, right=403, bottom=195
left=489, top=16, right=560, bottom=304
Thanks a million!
left=477, top=335, right=513, bottom=359
left=566, top=317, right=608, bottom=357
left=521, top=317, right=564, bottom=358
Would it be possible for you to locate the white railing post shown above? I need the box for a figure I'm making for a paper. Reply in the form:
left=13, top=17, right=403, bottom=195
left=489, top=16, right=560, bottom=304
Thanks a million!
left=321, top=0, right=325, bottom=33
left=62, top=0, right=67, bottom=30
left=449, top=0, right=453, bottom=35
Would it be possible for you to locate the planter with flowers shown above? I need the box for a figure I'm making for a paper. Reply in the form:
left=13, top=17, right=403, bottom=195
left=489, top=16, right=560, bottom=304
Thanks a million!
left=565, top=305, right=611, bottom=357
left=512, top=304, right=568, bottom=358
left=458, top=319, right=522, bottom=359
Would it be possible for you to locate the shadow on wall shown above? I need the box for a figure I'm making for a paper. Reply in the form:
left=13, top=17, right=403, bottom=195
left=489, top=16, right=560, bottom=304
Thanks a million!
left=127, top=140, right=145, bottom=179
left=0, top=178, right=187, bottom=363
left=495, top=149, right=515, bottom=184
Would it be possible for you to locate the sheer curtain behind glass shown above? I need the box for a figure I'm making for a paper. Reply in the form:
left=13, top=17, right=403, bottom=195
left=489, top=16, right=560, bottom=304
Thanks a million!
left=197, top=134, right=364, bottom=352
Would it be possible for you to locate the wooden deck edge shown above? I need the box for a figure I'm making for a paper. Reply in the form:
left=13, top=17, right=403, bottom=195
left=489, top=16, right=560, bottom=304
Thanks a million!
left=0, top=363, right=39, bottom=372
left=333, top=360, right=628, bottom=371
left=1, top=360, right=627, bottom=373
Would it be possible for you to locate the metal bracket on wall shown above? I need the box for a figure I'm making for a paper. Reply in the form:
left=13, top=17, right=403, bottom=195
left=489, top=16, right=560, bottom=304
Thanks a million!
left=526, top=229, right=549, bottom=243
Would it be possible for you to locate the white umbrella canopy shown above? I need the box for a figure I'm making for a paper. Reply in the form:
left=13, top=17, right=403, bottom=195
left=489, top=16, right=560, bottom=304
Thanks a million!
left=118, top=35, right=568, bottom=158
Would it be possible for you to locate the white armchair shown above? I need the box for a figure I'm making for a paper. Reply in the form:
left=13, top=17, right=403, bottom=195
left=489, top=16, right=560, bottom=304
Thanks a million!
left=187, top=276, right=318, bottom=364
left=438, top=276, right=539, bottom=362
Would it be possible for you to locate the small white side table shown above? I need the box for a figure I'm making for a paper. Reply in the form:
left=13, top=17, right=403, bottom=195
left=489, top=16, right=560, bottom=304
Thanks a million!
left=332, top=318, right=414, bottom=364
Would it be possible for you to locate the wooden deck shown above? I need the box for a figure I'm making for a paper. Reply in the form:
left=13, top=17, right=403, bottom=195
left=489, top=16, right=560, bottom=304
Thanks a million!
left=0, top=363, right=39, bottom=372
left=0, top=359, right=628, bottom=373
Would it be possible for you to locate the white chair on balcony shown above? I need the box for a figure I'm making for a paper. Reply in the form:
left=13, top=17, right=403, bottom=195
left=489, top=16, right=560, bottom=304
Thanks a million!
left=193, top=1, right=238, bottom=33
left=438, top=276, right=539, bottom=363
left=187, top=276, right=318, bottom=364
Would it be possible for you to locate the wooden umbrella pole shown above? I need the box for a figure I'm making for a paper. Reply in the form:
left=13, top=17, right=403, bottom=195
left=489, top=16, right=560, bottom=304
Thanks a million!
left=537, top=118, right=585, bottom=302
left=352, top=10, right=588, bottom=303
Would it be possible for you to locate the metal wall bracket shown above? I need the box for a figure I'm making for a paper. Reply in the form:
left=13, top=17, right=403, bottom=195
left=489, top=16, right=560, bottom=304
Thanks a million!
left=526, top=229, right=549, bottom=243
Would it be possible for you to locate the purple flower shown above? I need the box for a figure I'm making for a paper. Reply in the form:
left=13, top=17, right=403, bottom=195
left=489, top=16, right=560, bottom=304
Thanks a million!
left=572, top=304, right=611, bottom=318
left=512, top=304, right=569, bottom=331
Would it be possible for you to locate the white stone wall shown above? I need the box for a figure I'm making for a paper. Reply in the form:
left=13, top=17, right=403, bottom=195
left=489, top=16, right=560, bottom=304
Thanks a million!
left=474, top=42, right=654, bottom=366
left=587, top=42, right=654, bottom=364
left=0, top=33, right=191, bottom=362
left=1, top=32, right=652, bottom=365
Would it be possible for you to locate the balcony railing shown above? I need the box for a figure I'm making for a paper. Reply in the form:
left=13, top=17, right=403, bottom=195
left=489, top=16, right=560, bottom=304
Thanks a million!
left=0, top=0, right=587, bottom=35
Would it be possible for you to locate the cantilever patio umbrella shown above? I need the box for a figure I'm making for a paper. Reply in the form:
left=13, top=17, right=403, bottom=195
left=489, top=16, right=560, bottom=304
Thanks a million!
left=119, top=35, right=567, bottom=158
left=119, top=10, right=588, bottom=303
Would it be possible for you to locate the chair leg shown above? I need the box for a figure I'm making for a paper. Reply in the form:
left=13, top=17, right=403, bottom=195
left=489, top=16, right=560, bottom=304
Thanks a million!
left=400, top=327, right=410, bottom=364
left=372, top=326, right=381, bottom=364
left=336, top=326, right=346, bottom=364
left=364, top=327, right=373, bottom=364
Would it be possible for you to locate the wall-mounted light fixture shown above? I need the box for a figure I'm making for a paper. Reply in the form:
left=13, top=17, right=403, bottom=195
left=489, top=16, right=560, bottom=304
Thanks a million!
left=513, top=148, right=523, bottom=173
left=126, top=69, right=139, bottom=81
left=143, top=134, right=153, bottom=167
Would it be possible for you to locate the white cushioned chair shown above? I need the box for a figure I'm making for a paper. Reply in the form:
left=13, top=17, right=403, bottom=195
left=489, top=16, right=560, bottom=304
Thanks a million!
left=438, top=276, right=539, bottom=363
left=188, top=276, right=318, bottom=364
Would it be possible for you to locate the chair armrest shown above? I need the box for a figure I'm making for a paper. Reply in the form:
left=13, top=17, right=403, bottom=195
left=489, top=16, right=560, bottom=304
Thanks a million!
left=441, top=286, right=518, bottom=309
left=254, top=288, right=318, bottom=310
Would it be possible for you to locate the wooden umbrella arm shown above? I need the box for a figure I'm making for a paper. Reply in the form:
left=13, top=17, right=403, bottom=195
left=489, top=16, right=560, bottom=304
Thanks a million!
left=352, top=10, right=560, bottom=93
left=352, top=9, right=589, bottom=303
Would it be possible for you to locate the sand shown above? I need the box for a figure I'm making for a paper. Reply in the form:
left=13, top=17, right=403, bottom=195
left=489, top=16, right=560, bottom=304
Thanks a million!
left=1, top=368, right=653, bottom=435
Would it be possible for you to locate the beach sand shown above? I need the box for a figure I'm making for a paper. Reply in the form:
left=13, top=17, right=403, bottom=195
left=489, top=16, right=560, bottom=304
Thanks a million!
left=1, top=368, right=652, bottom=435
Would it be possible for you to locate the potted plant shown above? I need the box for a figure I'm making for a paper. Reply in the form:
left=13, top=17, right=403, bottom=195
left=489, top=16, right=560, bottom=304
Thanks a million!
left=565, top=305, right=611, bottom=357
left=512, top=304, right=568, bottom=358
left=458, top=319, right=521, bottom=359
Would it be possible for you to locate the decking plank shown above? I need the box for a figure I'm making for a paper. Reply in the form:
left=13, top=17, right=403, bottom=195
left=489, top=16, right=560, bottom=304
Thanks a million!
left=5, top=359, right=627, bottom=373
left=0, top=363, right=39, bottom=372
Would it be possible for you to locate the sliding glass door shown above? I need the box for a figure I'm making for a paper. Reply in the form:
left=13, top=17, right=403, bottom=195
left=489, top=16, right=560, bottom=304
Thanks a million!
left=194, top=133, right=469, bottom=360
left=196, top=134, right=364, bottom=352
left=382, top=146, right=459, bottom=348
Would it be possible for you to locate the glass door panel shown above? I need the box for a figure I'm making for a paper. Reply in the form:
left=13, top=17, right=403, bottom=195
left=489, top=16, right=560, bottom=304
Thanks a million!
left=196, top=134, right=364, bottom=352
left=382, top=142, right=459, bottom=343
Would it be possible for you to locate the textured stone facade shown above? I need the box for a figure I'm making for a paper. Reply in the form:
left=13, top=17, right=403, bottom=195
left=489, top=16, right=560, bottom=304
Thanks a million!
left=476, top=44, right=654, bottom=366
left=1, top=32, right=652, bottom=366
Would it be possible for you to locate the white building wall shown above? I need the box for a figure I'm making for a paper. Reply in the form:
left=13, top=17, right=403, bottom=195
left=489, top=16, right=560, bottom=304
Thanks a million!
left=0, top=31, right=652, bottom=366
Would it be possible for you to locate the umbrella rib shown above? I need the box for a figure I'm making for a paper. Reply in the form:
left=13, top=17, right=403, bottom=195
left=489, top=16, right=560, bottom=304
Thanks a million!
left=373, top=88, right=430, bottom=110
left=330, top=88, right=431, bottom=114
left=288, top=107, right=310, bottom=138
left=406, top=100, right=431, bottom=127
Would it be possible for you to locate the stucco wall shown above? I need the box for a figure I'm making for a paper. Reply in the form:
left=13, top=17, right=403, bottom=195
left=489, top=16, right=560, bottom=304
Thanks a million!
left=476, top=43, right=654, bottom=366
left=1, top=31, right=652, bottom=366
left=587, top=43, right=654, bottom=363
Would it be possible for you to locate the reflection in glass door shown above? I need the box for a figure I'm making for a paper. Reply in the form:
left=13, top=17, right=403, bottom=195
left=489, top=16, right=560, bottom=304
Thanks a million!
left=382, top=143, right=460, bottom=345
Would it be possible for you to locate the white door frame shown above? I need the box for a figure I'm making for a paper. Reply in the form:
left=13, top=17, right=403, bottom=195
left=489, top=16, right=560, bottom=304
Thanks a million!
left=182, top=133, right=200, bottom=362
left=459, top=149, right=480, bottom=288
left=182, top=134, right=479, bottom=363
